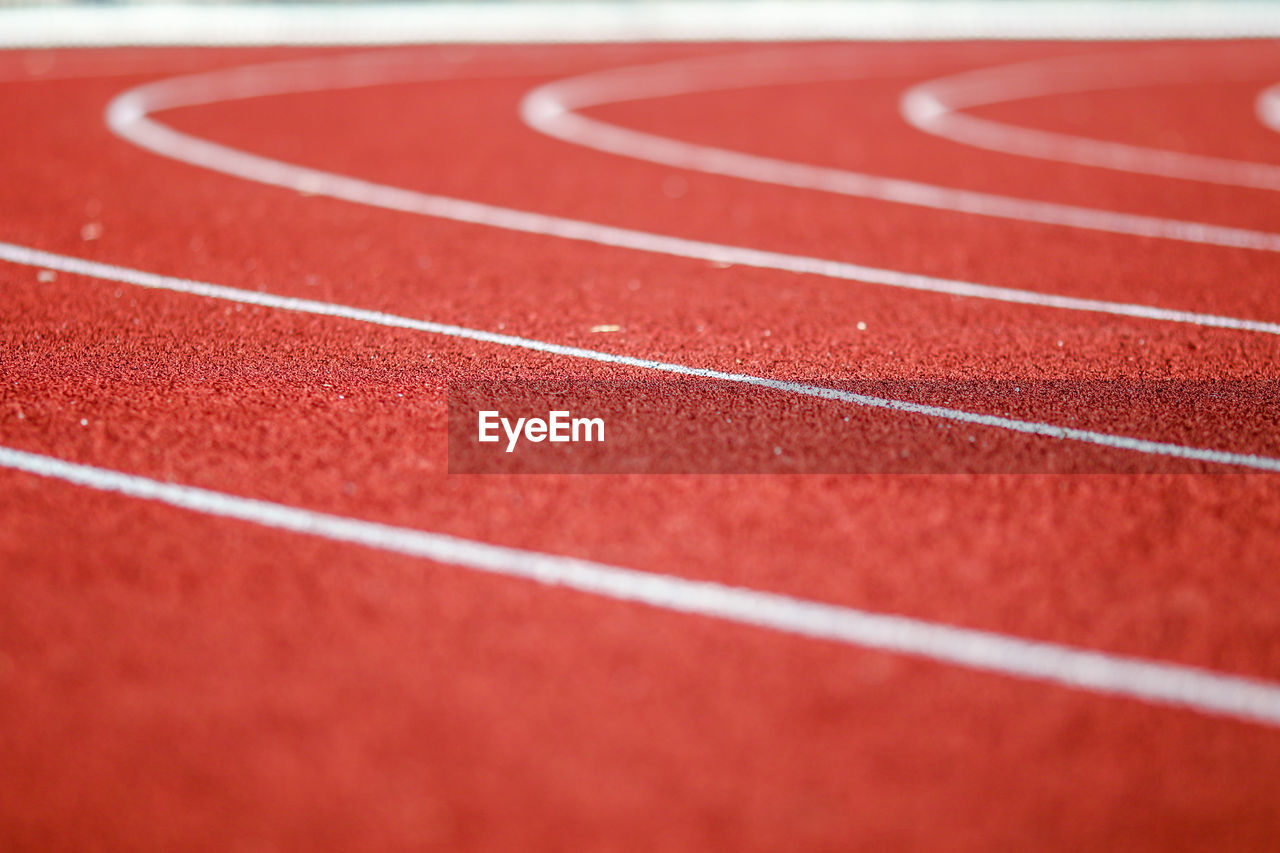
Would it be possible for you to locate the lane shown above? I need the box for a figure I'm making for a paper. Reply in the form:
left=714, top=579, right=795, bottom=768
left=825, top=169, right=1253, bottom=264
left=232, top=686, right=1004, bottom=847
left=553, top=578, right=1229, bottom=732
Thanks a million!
left=966, top=79, right=1280, bottom=164
left=6, top=469, right=1280, bottom=852
left=522, top=46, right=1280, bottom=251
left=9, top=241, right=1280, bottom=471
left=5, top=265, right=1280, bottom=683
left=902, top=44, right=1280, bottom=189
left=13, top=441, right=1280, bottom=726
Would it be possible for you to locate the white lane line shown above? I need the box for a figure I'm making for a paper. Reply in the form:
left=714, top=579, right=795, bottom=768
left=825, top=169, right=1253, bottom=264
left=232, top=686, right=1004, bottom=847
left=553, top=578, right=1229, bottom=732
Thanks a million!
left=520, top=49, right=1280, bottom=253
left=5, top=442, right=1280, bottom=728
left=7, top=1, right=1280, bottom=49
left=1258, top=81, right=1280, bottom=135
left=103, top=54, right=1280, bottom=335
left=902, top=48, right=1280, bottom=190
left=5, top=239, right=1280, bottom=473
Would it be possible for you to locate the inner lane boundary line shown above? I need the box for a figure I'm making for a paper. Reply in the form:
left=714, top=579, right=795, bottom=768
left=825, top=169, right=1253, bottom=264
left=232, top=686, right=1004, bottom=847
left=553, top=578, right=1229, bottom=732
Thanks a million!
left=4, top=441, right=1280, bottom=729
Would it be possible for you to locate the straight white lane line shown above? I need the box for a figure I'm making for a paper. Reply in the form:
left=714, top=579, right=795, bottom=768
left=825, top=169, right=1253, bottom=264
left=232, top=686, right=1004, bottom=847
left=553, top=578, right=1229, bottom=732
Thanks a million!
left=520, top=49, right=1280, bottom=252
left=5, top=239, right=1280, bottom=473
left=902, top=48, right=1280, bottom=190
left=4, top=442, right=1280, bottom=728
left=103, top=54, right=1280, bottom=336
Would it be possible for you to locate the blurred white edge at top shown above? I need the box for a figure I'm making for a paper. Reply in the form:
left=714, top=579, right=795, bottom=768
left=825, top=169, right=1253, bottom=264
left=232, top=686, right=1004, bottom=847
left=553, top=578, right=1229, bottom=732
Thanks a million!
left=3, top=0, right=1280, bottom=48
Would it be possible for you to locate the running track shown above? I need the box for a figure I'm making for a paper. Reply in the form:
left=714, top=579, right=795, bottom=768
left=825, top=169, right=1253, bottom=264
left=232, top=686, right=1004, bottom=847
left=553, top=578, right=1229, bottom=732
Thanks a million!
left=3, top=33, right=1280, bottom=851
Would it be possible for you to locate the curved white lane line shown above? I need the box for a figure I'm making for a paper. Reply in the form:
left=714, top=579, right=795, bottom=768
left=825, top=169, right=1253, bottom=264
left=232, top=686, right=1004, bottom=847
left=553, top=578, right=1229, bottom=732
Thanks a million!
left=520, top=50, right=1280, bottom=252
left=103, top=53, right=1280, bottom=335
left=902, top=49, right=1280, bottom=190
left=6, top=444, right=1280, bottom=729
left=5, top=240, right=1280, bottom=472
left=1258, top=81, right=1280, bottom=135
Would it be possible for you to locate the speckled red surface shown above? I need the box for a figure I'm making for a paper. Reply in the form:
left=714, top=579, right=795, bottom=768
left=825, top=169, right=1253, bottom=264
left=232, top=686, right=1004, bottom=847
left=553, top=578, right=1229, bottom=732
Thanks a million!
left=3, top=41, right=1280, bottom=851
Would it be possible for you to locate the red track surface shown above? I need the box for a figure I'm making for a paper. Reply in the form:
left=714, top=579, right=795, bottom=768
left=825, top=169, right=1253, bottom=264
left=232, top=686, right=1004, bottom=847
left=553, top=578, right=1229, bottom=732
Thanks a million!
left=3, top=41, right=1280, bottom=850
